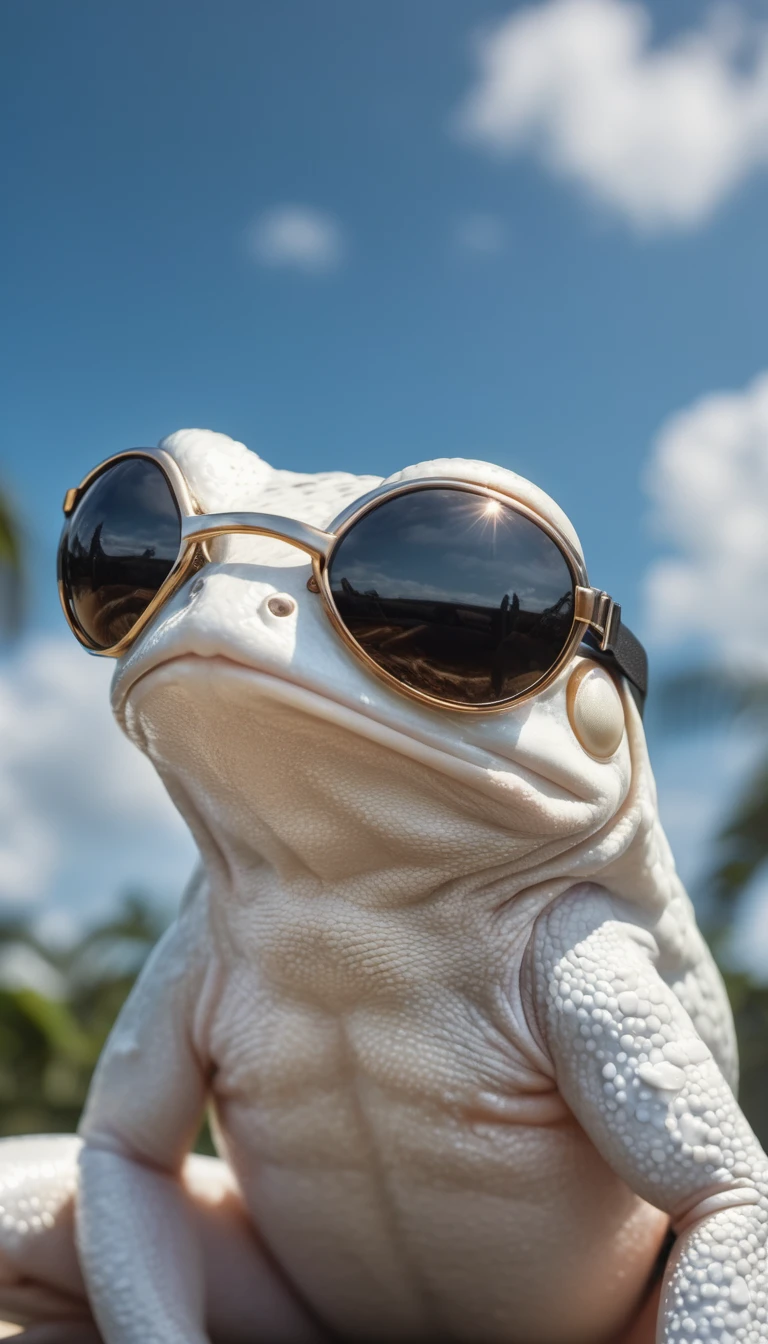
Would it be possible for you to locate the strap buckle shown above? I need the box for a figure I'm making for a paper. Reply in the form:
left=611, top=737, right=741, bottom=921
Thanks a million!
left=574, top=587, right=621, bottom=652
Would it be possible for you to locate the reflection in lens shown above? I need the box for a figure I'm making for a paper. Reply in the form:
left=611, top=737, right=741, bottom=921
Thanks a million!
left=59, top=457, right=181, bottom=649
left=328, top=488, right=575, bottom=706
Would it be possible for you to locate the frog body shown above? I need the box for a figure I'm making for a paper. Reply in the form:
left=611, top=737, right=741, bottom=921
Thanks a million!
left=0, top=430, right=764, bottom=1344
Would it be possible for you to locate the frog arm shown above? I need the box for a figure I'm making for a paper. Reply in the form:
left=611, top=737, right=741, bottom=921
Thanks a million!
left=76, top=908, right=215, bottom=1344
left=527, top=884, right=768, bottom=1344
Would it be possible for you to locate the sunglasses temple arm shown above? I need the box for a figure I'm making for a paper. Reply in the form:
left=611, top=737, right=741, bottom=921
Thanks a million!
left=580, top=622, right=648, bottom=718
left=610, top=621, right=648, bottom=714
left=180, top=513, right=336, bottom=562
left=574, top=586, right=648, bottom=714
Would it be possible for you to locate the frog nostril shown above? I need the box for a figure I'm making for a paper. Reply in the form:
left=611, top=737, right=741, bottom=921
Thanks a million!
left=190, top=576, right=206, bottom=598
left=267, top=595, right=296, bottom=618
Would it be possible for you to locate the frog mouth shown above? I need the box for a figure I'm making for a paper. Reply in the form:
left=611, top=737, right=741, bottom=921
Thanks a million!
left=118, top=651, right=591, bottom=807
left=120, top=653, right=624, bottom=896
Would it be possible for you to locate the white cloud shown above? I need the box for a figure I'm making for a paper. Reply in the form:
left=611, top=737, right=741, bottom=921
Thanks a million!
left=0, top=637, right=196, bottom=918
left=454, top=212, right=507, bottom=255
left=643, top=371, right=768, bottom=665
left=246, top=205, right=345, bottom=273
left=455, top=0, right=768, bottom=231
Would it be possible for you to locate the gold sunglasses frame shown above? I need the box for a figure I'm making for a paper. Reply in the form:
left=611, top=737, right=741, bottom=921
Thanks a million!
left=59, top=447, right=624, bottom=714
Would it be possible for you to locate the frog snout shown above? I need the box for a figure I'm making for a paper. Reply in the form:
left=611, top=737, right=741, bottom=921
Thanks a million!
left=183, top=567, right=303, bottom=629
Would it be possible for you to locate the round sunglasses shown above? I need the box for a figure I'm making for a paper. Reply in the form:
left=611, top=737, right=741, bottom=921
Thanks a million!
left=58, top=449, right=647, bottom=715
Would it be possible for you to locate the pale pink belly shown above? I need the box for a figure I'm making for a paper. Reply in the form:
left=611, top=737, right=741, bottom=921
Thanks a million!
left=215, top=1096, right=669, bottom=1344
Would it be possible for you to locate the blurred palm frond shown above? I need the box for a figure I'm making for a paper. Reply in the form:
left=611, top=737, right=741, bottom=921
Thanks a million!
left=0, top=894, right=168, bottom=1136
left=657, top=664, right=768, bottom=919
left=709, top=760, right=768, bottom=912
left=720, top=971, right=768, bottom=1142
left=0, top=486, right=24, bottom=636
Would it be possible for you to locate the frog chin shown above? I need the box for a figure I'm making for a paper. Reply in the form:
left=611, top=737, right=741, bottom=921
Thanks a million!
left=116, top=650, right=567, bottom=807
left=116, top=653, right=610, bottom=892
left=116, top=638, right=618, bottom=808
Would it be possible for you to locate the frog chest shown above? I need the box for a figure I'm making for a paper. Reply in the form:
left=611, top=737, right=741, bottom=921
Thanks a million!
left=202, top=893, right=552, bottom=1138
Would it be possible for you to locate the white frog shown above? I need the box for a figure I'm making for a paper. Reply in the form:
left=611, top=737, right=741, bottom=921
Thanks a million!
left=0, top=429, right=765, bottom=1344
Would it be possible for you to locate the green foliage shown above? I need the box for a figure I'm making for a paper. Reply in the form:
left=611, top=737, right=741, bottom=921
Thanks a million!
left=0, top=895, right=215, bottom=1153
left=0, top=987, right=96, bottom=1135
left=0, top=895, right=166, bottom=1137
left=655, top=663, right=768, bottom=1144
left=722, top=972, right=768, bottom=1146
left=656, top=665, right=768, bottom=920
left=710, top=761, right=768, bottom=912
left=0, top=486, right=23, bottom=636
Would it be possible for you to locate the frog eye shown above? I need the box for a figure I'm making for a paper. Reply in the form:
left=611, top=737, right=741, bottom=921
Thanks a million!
left=567, top=662, right=625, bottom=759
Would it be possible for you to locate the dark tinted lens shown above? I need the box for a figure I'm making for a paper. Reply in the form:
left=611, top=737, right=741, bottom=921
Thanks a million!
left=328, top=488, right=575, bottom=706
left=60, top=457, right=181, bottom=650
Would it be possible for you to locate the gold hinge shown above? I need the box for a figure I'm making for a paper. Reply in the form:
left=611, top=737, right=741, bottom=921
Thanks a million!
left=62, top=488, right=78, bottom=516
left=574, top=587, right=621, bottom=651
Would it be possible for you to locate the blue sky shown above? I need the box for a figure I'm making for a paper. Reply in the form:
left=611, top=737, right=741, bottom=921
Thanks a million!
left=2, top=0, right=768, bottom=960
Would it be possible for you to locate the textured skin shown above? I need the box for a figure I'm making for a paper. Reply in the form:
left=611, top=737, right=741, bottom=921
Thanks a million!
left=0, top=429, right=763, bottom=1344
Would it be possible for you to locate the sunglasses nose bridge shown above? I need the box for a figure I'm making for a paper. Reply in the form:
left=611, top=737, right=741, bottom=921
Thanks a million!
left=180, top=512, right=335, bottom=564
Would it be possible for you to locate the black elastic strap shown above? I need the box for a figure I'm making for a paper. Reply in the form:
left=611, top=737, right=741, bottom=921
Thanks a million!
left=580, top=621, right=648, bottom=718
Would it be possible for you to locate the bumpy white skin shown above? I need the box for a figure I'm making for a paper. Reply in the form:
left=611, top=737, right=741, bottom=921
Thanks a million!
left=532, top=893, right=768, bottom=1343
left=0, top=429, right=763, bottom=1344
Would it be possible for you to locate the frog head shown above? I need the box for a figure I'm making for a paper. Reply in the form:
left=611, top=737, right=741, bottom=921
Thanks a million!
left=110, top=429, right=668, bottom=911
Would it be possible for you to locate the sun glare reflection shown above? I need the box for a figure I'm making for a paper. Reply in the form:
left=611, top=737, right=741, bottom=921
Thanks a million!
left=456, top=495, right=513, bottom=553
